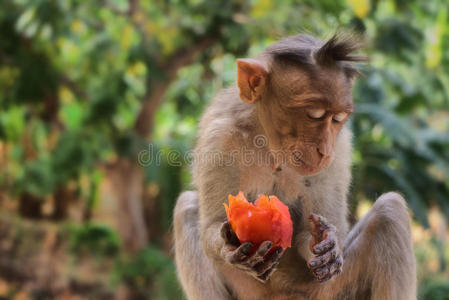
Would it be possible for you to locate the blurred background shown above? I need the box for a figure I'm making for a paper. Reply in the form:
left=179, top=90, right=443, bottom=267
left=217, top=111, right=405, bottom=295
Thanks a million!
left=0, top=0, right=448, bottom=299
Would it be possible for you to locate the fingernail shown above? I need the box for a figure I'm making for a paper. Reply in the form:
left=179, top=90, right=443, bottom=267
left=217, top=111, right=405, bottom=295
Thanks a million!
left=263, top=241, right=272, bottom=249
left=244, top=243, right=253, bottom=252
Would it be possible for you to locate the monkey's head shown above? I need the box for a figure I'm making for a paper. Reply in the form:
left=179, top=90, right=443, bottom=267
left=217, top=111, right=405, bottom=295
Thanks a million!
left=237, top=34, right=365, bottom=176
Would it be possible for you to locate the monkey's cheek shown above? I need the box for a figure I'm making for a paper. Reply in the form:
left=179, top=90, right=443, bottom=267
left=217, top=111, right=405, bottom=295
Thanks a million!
left=290, top=162, right=326, bottom=176
left=292, top=155, right=334, bottom=176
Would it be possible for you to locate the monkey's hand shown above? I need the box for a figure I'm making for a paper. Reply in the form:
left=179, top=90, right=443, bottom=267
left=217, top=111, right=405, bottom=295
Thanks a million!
left=307, top=213, right=343, bottom=283
left=220, top=221, right=284, bottom=283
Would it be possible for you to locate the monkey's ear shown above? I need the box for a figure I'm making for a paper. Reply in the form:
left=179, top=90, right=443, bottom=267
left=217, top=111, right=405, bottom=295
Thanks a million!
left=237, top=59, right=268, bottom=104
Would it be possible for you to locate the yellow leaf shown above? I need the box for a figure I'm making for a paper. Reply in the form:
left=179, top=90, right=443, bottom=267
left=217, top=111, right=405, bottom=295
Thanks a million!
left=58, top=86, right=75, bottom=104
left=425, top=10, right=446, bottom=69
left=71, top=19, right=84, bottom=34
left=120, top=25, right=134, bottom=51
left=347, top=0, right=370, bottom=19
left=251, top=0, right=274, bottom=18
left=157, top=27, right=178, bottom=55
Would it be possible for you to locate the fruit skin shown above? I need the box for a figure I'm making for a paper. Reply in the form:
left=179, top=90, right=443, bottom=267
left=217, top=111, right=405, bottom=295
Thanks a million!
left=224, top=191, right=293, bottom=250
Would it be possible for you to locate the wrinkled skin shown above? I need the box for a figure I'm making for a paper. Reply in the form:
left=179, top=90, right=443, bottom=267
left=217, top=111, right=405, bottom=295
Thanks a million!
left=220, top=221, right=284, bottom=282
left=220, top=213, right=343, bottom=283
left=307, top=213, right=343, bottom=282
left=259, top=63, right=353, bottom=176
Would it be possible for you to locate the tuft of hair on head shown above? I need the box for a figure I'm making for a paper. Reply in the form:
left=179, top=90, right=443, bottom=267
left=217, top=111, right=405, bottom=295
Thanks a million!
left=315, top=32, right=367, bottom=66
left=266, top=32, right=367, bottom=78
left=266, top=34, right=321, bottom=68
left=313, top=32, right=367, bottom=78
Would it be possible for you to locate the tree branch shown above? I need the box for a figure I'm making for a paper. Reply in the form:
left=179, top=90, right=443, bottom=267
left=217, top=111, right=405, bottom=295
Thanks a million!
left=134, top=36, right=217, bottom=138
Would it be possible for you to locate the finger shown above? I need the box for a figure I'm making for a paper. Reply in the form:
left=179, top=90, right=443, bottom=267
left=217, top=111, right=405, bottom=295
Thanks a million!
left=308, top=214, right=323, bottom=238
left=313, top=239, right=335, bottom=255
left=308, top=214, right=334, bottom=246
left=313, top=231, right=336, bottom=255
left=257, top=241, right=273, bottom=257
left=247, top=241, right=273, bottom=267
left=313, top=264, right=330, bottom=279
left=220, top=221, right=230, bottom=241
left=329, top=255, right=343, bottom=274
left=256, top=261, right=279, bottom=282
left=308, top=213, right=328, bottom=228
left=220, top=221, right=240, bottom=246
left=255, top=247, right=283, bottom=275
left=308, top=213, right=320, bottom=224
left=313, top=256, right=343, bottom=280
left=318, top=263, right=342, bottom=283
left=322, top=224, right=336, bottom=240
left=228, top=242, right=253, bottom=264
left=308, top=247, right=337, bottom=269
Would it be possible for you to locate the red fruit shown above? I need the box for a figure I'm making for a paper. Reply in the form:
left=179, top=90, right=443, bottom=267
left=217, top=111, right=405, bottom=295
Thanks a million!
left=223, top=191, right=293, bottom=250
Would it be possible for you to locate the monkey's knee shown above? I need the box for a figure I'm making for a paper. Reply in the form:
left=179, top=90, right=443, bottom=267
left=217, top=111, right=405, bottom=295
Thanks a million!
left=372, top=192, right=411, bottom=227
left=351, top=193, right=416, bottom=299
left=375, top=192, right=407, bottom=210
left=368, top=192, right=413, bottom=250
left=371, top=193, right=415, bottom=269
left=355, top=192, right=415, bottom=267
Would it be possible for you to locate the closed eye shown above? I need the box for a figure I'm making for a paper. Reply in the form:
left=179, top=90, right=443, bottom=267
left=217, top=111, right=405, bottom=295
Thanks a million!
left=333, top=112, right=348, bottom=122
left=306, top=108, right=326, bottom=119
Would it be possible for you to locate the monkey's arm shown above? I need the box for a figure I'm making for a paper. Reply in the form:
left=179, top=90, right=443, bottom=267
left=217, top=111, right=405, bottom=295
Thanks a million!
left=196, top=159, right=284, bottom=282
left=196, top=160, right=239, bottom=261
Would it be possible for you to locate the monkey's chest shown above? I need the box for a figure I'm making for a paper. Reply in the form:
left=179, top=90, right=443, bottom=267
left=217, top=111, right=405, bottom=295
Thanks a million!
left=239, top=165, right=306, bottom=204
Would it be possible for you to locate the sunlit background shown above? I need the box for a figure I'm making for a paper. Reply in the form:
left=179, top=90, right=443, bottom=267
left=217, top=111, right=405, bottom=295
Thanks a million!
left=0, top=0, right=448, bottom=299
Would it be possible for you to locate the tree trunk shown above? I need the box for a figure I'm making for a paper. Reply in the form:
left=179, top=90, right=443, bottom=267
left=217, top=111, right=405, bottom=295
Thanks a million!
left=107, top=159, right=148, bottom=253
left=52, top=186, right=74, bottom=221
left=18, top=193, right=43, bottom=219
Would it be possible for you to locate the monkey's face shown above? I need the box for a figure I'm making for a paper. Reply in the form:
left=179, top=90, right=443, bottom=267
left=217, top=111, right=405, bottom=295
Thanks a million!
left=236, top=56, right=357, bottom=176
left=264, top=65, right=354, bottom=176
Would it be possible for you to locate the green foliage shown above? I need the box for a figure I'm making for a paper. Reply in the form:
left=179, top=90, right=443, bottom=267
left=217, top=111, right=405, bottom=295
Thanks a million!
left=12, top=130, right=108, bottom=197
left=67, top=223, right=121, bottom=257
left=116, top=247, right=184, bottom=299
left=419, top=278, right=449, bottom=300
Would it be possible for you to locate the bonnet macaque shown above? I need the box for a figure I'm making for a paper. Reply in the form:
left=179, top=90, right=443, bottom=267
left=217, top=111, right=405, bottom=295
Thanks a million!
left=174, top=33, right=416, bottom=300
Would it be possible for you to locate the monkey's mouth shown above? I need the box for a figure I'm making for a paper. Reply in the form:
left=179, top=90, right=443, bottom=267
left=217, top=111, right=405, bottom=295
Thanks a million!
left=291, top=151, right=329, bottom=174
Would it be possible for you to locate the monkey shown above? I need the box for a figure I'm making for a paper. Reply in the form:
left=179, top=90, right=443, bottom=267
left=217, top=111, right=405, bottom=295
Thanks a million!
left=173, top=33, right=416, bottom=300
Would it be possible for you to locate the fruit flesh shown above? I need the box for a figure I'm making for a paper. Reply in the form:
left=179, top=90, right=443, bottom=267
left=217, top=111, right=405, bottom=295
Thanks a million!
left=224, top=192, right=293, bottom=250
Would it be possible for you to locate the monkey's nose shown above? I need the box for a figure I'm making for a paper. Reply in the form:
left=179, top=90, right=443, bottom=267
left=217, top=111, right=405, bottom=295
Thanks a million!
left=317, top=145, right=331, bottom=158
